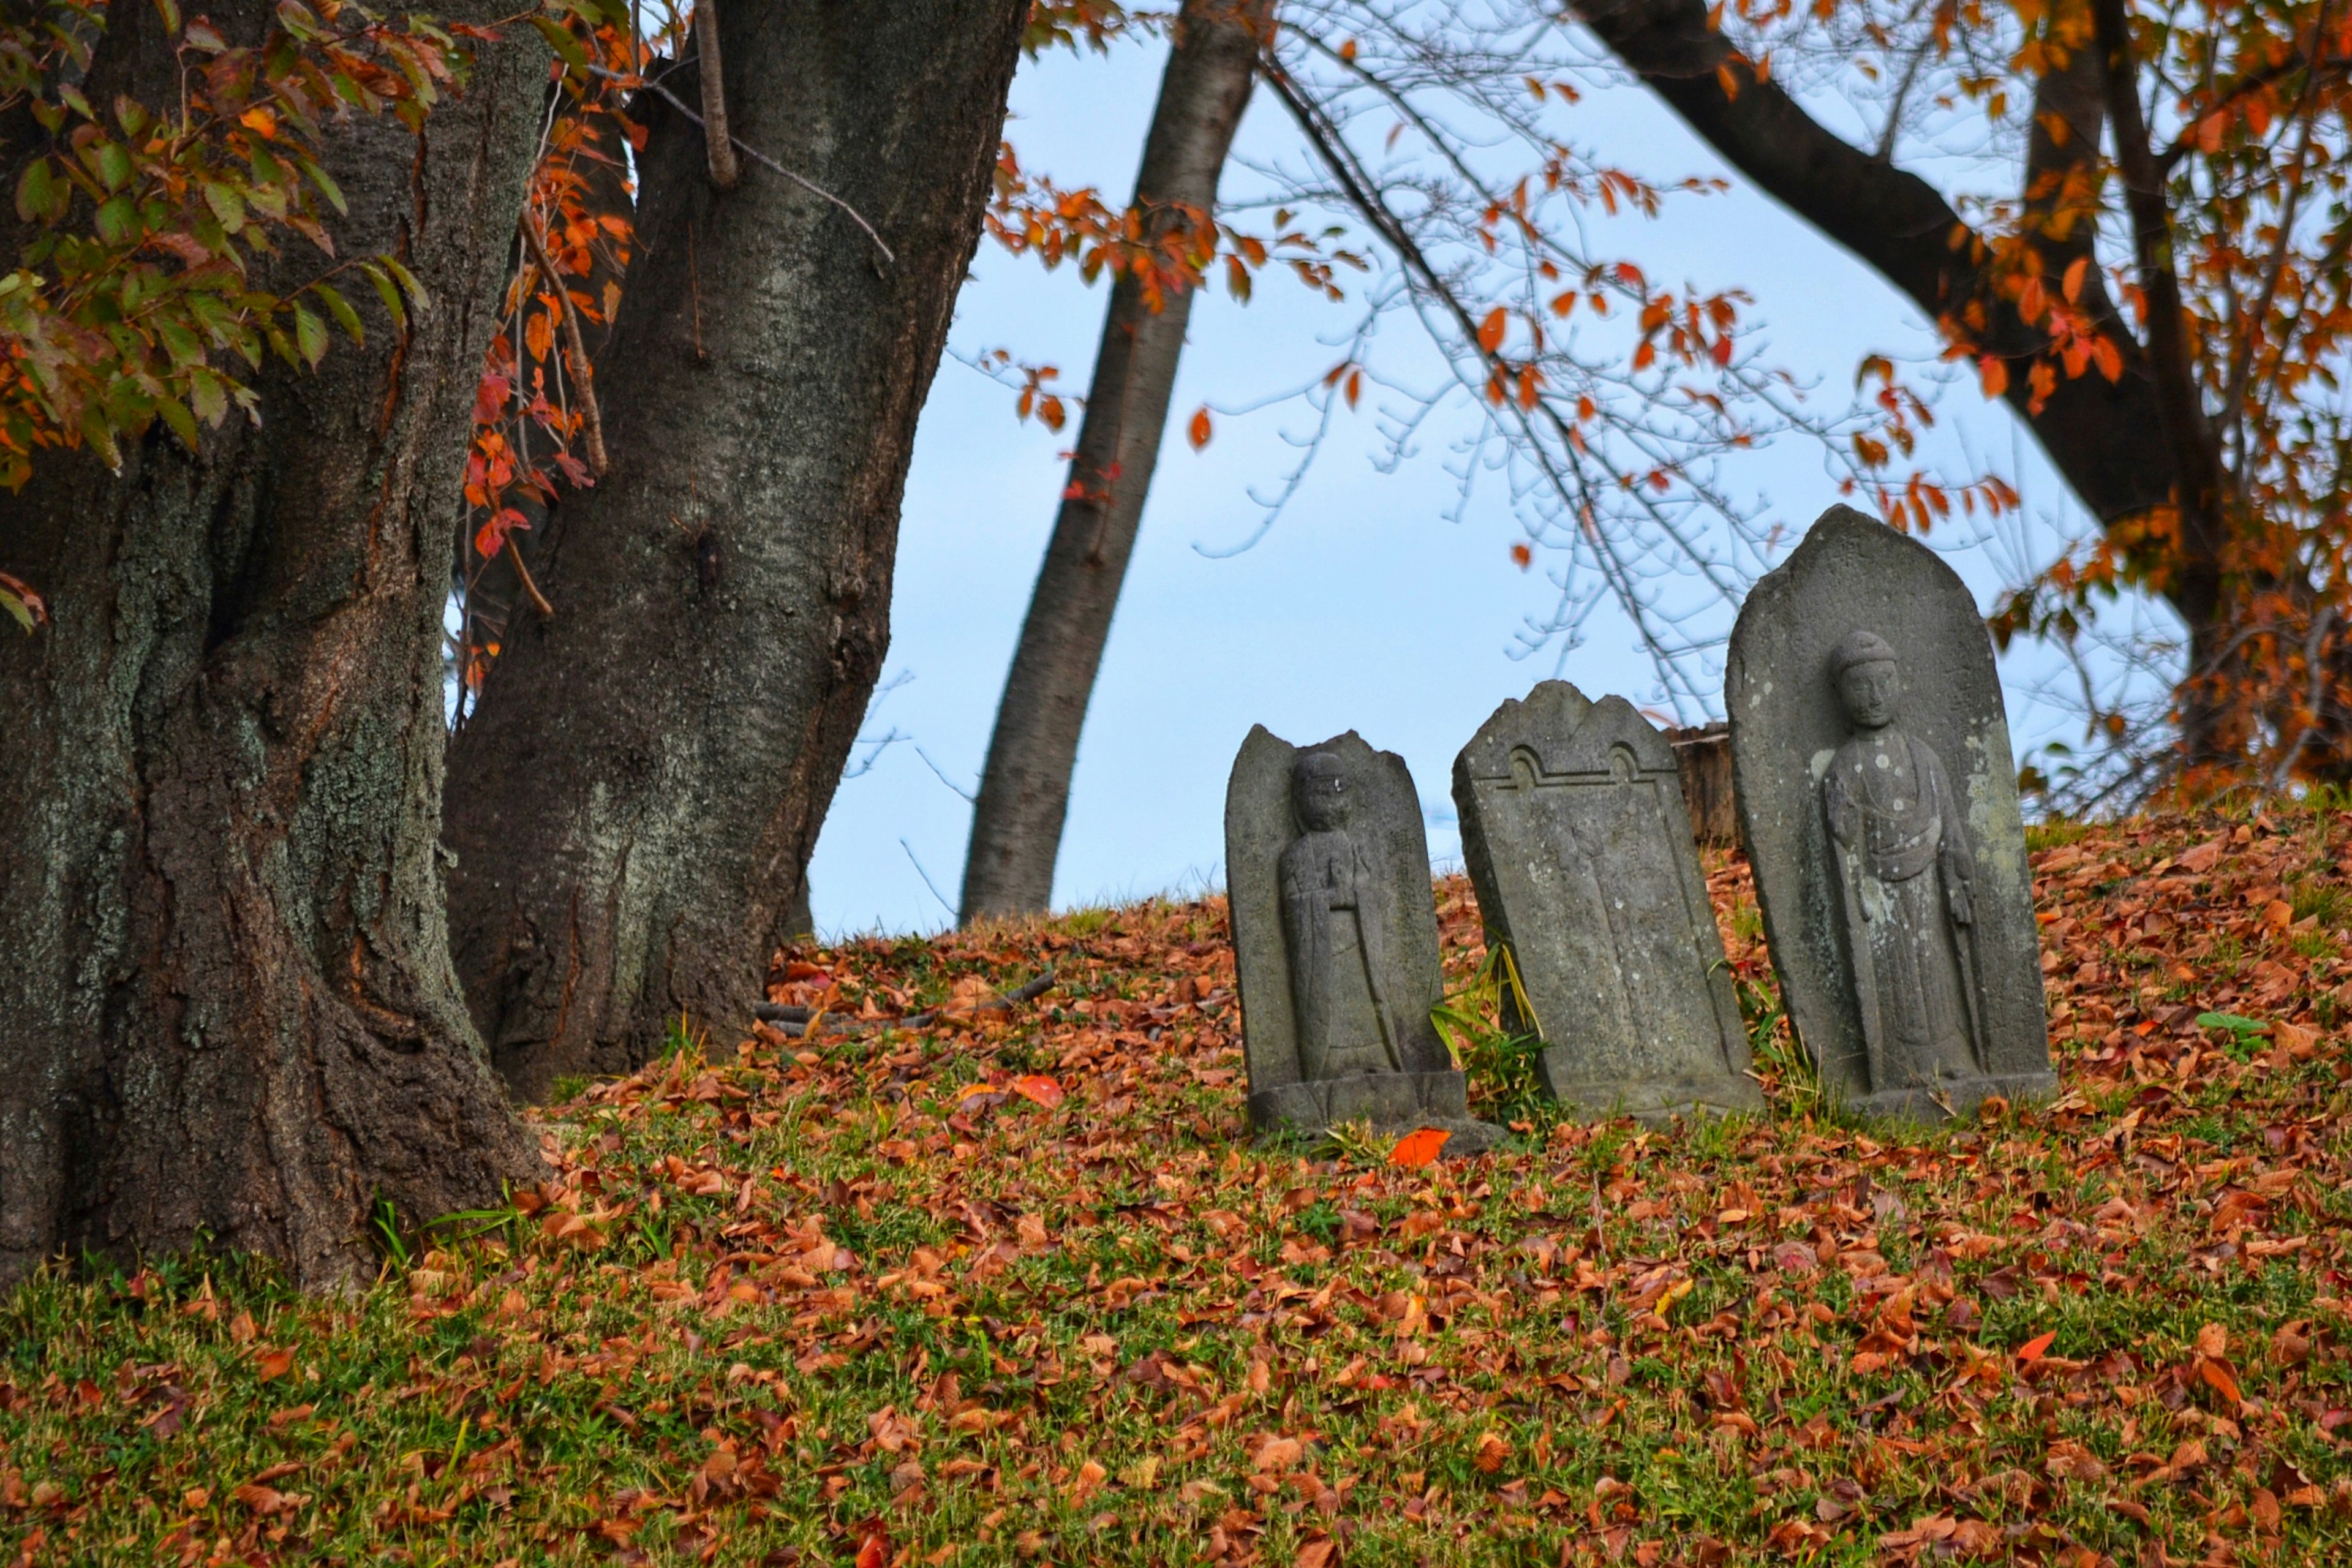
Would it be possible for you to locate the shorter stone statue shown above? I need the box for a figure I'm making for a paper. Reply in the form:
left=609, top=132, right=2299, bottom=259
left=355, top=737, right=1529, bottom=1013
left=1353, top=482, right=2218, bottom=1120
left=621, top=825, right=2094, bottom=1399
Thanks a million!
left=1453, top=682, right=1760, bottom=1120
left=1728, top=506, right=2053, bottom=1118
left=1227, top=726, right=1501, bottom=1153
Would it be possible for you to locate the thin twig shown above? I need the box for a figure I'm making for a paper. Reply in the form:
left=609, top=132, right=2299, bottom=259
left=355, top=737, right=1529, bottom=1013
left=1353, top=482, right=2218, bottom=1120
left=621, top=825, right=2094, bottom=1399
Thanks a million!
left=753, top=970, right=1057, bottom=1035
left=591, top=62, right=893, bottom=265
left=692, top=0, right=739, bottom=189
left=509, top=541, right=555, bottom=617
left=520, top=211, right=608, bottom=476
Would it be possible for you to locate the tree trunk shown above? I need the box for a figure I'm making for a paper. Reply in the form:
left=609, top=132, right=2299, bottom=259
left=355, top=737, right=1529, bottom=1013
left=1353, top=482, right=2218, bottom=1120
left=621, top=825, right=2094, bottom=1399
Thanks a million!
left=958, top=0, right=1273, bottom=924
left=443, top=0, right=1029, bottom=1099
left=0, top=4, right=546, bottom=1288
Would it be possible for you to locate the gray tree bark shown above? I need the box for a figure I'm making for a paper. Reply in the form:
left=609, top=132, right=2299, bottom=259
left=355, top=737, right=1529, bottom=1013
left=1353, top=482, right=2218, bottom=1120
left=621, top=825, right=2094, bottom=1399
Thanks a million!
left=444, top=0, right=1029, bottom=1099
left=959, top=0, right=1273, bottom=924
left=0, top=1, right=546, bottom=1287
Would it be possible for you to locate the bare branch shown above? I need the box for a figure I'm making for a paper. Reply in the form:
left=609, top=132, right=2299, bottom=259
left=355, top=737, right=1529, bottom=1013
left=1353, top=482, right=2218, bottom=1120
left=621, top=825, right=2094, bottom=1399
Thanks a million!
left=693, top=0, right=741, bottom=189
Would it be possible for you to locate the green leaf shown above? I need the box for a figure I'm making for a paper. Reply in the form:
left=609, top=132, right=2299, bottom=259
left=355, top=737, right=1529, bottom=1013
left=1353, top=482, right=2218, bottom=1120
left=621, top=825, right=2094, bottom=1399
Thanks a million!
left=359, top=260, right=405, bottom=333
left=2195, top=1012, right=2269, bottom=1037
left=156, top=394, right=198, bottom=451
left=188, top=366, right=228, bottom=426
left=94, top=194, right=139, bottom=247
left=93, top=140, right=131, bottom=192
left=156, top=316, right=204, bottom=368
left=293, top=155, right=344, bottom=216
left=292, top=302, right=327, bottom=368
left=530, top=14, right=591, bottom=77
left=312, top=282, right=363, bottom=347
left=380, top=255, right=430, bottom=313
left=78, top=402, right=122, bottom=472
left=1, top=586, right=32, bottom=632
left=149, top=0, right=181, bottom=32
left=203, top=181, right=246, bottom=234
left=15, top=159, right=56, bottom=225
left=265, top=322, right=298, bottom=367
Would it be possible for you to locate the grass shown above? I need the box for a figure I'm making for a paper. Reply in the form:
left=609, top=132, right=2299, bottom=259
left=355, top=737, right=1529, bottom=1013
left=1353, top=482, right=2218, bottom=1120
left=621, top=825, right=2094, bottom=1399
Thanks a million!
left=4, top=807, right=2352, bottom=1564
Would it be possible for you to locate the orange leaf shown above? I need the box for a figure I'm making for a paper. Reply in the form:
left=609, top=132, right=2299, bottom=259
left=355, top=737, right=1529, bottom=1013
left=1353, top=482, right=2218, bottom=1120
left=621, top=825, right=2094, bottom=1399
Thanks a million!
left=1390, top=1128, right=1450, bottom=1168
left=1510, top=542, right=1532, bottom=569
left=1477, top=307, right=1506, bottom=354
left=255, top=1348, right=295, bottom=1380
left=1978, top=355, right=2010, bottom=398
left=1012, top=1074, right=1065, bottom=1109
left=1187, top=407, right=1213, bottom=450
left=2016, top=1332, right=2056, bottom=1363
left=2199, top=1359, right=2244, bottom=1404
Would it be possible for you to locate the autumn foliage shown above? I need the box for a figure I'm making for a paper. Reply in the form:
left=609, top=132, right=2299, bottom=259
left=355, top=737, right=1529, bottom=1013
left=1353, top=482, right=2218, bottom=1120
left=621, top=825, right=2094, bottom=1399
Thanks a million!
left=6, top=805, right=2351, bottom=1560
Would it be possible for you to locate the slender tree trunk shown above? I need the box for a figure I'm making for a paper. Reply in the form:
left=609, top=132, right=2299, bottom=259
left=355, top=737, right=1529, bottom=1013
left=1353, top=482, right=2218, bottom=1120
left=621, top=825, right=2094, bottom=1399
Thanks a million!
left=444, top=0, right=1028, bottom=1099
left=958, top=0, right=1273, bottom=924
left=0, top=4, right=546, bottom=1288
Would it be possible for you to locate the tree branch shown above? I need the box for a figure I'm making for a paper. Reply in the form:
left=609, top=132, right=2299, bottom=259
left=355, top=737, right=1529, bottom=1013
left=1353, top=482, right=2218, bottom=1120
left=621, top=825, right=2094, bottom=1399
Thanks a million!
left=693, top=0, right=740, bottom=189
left=2088, top=0, right=2228, bottom=568
left=1566, top=0, right=2181, bottom=535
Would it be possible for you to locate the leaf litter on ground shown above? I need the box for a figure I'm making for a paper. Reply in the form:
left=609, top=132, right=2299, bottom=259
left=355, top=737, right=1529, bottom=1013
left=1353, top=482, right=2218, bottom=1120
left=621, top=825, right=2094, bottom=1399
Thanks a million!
left=6, top=805, right=2352, bottom=1564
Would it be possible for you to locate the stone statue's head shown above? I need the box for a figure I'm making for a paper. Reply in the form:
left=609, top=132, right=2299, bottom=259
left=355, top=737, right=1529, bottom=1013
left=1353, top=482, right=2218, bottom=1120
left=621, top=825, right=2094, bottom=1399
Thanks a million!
left=1832, top=630, right=1901, bottom=731
left=1292, top=750, right=1352, bottom=832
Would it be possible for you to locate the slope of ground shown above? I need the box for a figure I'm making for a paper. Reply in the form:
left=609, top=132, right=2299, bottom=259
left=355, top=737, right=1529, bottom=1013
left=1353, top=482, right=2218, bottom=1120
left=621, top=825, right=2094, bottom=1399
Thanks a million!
left=4, top=807, right=2351, bottom=1566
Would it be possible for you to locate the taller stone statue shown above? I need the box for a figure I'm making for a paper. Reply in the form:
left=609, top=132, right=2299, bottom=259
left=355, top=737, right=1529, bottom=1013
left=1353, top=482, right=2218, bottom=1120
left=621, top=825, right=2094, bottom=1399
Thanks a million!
left=1226, top=726, right=1501, bottom=1153
left=1728, top=507, right=2053, bottom=1118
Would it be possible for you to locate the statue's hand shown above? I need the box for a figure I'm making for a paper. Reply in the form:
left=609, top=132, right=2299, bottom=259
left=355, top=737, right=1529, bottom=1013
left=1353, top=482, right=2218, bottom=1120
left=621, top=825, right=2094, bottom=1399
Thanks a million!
left=1948, top=880, right=1973, bottom=924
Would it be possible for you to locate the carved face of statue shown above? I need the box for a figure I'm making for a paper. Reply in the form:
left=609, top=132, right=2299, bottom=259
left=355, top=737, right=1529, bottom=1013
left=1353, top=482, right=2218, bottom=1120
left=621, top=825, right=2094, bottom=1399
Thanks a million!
left=1838, top=658, right=1901, bottom=732
left=1293, top=753, right=1352, bottom=832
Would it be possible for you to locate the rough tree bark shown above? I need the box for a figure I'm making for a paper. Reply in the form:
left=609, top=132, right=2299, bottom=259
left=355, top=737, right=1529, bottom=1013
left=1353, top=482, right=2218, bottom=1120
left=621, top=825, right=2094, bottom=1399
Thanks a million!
left=444, top=0, right=1029, bottom=1099
left=0, top=3, right=546, bottom=1287
left=1566, top=0, right=2253, bottom=741
left=958, top=0, right=1273, bottom=924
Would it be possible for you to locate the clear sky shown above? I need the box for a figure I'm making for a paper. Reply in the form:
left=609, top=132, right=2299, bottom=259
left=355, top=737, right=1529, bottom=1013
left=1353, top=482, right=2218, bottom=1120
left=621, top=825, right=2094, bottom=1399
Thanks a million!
left=804, top=26, right=2166, bottom=938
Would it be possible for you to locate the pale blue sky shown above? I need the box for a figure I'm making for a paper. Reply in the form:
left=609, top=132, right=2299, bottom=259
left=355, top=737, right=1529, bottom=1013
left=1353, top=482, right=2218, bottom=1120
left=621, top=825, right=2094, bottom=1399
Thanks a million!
left=805, top=28, right=2166, bottom=937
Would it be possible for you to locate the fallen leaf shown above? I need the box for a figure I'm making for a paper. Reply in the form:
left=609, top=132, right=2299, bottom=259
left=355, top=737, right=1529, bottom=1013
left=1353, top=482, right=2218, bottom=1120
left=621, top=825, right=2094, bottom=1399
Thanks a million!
left=1012, top=1074, right=1065, bottom=1109
left=1389, top=1127, right=1450, bottom=1168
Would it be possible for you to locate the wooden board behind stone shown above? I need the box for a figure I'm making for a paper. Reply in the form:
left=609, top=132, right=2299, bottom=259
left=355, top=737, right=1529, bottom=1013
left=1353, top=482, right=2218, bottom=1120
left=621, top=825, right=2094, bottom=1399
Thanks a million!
left=1726, top=506, right=2053, bottom=1118
left=1225, top=726, right=1498, bottom=1152
left=1453, top=683, right=1762, bottom=1120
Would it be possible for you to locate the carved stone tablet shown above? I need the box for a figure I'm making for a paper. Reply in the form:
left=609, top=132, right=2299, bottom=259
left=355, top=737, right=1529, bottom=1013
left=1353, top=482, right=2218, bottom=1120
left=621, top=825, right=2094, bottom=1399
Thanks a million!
left=1453, top=682, right=1762, bottom=1120
left=1727, top=506, right=2054, bottom=1118
left=1226, top=726, right=1501, bottom=1153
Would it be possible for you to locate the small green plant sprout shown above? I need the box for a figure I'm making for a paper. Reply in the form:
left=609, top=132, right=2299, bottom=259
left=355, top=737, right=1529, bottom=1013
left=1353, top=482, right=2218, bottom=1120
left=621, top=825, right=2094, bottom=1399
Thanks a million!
left=2198, top=1011, right=2272, bottom=1061
left=366, top=1195, right=411, bottom=1275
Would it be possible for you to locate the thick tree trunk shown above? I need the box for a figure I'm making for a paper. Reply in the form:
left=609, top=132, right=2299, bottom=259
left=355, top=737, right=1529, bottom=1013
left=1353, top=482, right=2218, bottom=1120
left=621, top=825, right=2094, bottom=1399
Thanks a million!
left=0, top=5, right=546, bottom=1288
left=444, top=0, right=1028, bottom=1099
left=959, top=0, right=1272, bottom=924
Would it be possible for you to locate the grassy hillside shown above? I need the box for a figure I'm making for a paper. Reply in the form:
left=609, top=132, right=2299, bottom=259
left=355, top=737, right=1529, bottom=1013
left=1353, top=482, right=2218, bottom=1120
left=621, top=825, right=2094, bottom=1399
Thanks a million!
left=5, top=806, right=2351, bottom=1566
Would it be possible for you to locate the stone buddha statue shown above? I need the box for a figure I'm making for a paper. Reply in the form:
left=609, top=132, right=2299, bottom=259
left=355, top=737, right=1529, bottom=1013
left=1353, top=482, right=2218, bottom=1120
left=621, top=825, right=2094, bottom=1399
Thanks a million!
left=1277, top=750, right=1404, bottom=1082
left=1822, top=630, right=1987, bottom=1092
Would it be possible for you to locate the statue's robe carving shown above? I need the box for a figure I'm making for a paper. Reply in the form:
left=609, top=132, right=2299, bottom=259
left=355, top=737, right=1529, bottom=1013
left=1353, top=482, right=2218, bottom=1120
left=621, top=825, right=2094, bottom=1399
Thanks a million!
left=1822, top=728, right=1985, bottom=1091
left=1278, top=825, right=1403, bottom=1081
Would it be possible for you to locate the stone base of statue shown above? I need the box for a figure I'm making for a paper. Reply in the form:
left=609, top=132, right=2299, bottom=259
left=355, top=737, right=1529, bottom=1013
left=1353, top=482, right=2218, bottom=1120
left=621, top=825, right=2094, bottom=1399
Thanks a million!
left=1248, top=1069, right=1507, bottom=1155
left=1845, top=1070, right=2057, bottom=1122
left=1537, top=1054, right=1765, bottom=1125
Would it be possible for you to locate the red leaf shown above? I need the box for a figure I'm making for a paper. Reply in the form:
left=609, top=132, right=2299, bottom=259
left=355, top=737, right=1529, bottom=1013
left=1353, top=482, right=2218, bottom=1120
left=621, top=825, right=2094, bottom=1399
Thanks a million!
left=1187, top=407, right=1212, bottom=450
left=2015, top=1332, right=2056, bottom=1364
left=1390, top=1128, right=1450, bottom=1168
left=1012, top=1074, right=1065, bottom=1110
